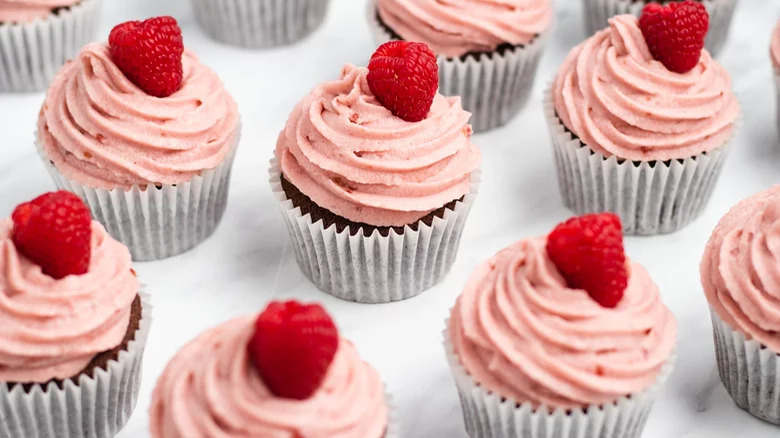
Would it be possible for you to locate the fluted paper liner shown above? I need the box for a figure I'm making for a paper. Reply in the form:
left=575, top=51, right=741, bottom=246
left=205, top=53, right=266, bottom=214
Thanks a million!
left=0, top=0, right=103, bottom=92
left=0, top=292, right=152, bottom=438
left=443, top=324, right=675, bottom=438
left=190, top=0, right=330, bottom=48
left=710, top=310, right=780, bottom=425
left=775, top=69, right=780, bottom=139
left=367, top=1, right=548, bottom=133
left=37, top=133, right=240, bottom=262
left=544, top=89, right=733, bottom=235
left=269, top=159, right=480, bottom=304
left=581, top=0, right=737, bottom=56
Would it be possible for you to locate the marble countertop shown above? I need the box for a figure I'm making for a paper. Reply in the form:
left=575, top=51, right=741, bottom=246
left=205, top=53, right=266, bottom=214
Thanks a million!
left=1, top=0, right=778, bottom=437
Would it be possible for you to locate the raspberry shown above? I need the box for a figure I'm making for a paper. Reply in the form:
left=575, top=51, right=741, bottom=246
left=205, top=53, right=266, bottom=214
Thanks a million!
left=12, top=191, right=92, bottom=279
left=109, top=16, right=184, bottom=98
left=367, top=41, right=439, bottom=122
left=546, top=213, right=628, bottom=308
left=248, top=301, right=339, bottom=400
left=639, top=1, right=709, bottom=74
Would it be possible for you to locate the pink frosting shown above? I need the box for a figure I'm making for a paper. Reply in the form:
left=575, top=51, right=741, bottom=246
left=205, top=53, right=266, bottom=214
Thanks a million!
left=38, top=43, right=239, bottom=190
left=450, top=236, right=677, bottom=409
left=772, top=20, right=780, bottom=69
left=0, top=0, right=78, bottom=23
left=0, top=218, right=138, bottom=384
left=276, top=64, right=480, bottom=227
left=701, top=186, right=780, bottom=352
left=377, top=0, right=552, bottom=58
left=553, top=15, right=739, bottom=162
left=149, top=316, right=388, bottom=438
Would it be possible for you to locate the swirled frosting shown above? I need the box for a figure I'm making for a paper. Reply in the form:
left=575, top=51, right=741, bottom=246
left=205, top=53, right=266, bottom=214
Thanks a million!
left=450, top=236, right=677, bottom=409
left=701, top=186, right=780, bottom=352
left=38, top=43, right=239, bottom=190
left=553, top=15, right=739, bottom=162
left=0, top=0, right=78, bottom=23
left=0, top=218, right=138, bottom=384
left=376, top=0, right=552, bottom=58
left=276, top=64, right=480, bottom=227
left=772, top=20, right=780, bottom=69
left=149, top=316, right=388, bottom=438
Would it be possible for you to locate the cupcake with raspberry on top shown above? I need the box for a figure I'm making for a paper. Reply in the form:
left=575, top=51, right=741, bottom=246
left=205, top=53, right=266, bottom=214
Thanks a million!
left=37, top=16, right=241, bottom=261
left=0, top=191, right=151, bottom=437
left=547, top=2, right=739, bottom=235
left=0, top=0, right=103, bottom=92
left=271, top=41, right=481, bottom=303
left=446, top=213, right=677, bottom=437
left=150, top=300, right=392, bottom=437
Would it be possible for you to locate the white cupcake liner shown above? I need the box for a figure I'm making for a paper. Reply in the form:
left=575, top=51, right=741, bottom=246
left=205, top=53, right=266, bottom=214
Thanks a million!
left=0, top=0, right=103, bottom=92
left=190, top=0, right=330, bottom=48
left=774, top=69, right=780, bottom=140
left=443, top=325, right=675, bottom=438
left=0, top=292, right=152, bottom=438
left=368, top=1, right=549, bottom=133
left=544, top=89, right=734, bottom=235
left=710, top=309, right=780, bottom=425
left=269, top=159, right=480, bottom=303
left=36, top=132, right=240, bottom=262
left=581, top=0, right=737, bottom=56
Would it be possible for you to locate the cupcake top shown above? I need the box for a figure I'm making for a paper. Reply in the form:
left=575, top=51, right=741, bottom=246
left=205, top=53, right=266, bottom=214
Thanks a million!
left=0, top=192, right=138, bottom=384
left=0, top=0, right=78, bottom=23
left=701, top=186, right=780, bottom=352
left=150, top=304, right=388, bottom=438
left=39, top=38, right=239, bottom=189
left=276, top=60, right=480, bottom=227
left=772, top=20, right=780, bottom=69
left=376, top=0, right=552, bottom=58
left=450, top=214, right=676, bottom=409
left=553, top=14, right=739, bottom=161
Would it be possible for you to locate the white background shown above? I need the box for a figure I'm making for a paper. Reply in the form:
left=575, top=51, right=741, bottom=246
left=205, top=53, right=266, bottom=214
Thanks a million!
left=1, top=1, right=779, bottom=437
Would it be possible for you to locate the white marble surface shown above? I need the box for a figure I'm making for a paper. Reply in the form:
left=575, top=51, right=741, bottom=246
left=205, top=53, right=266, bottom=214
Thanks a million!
left=0, top=0, right=779, bottom=437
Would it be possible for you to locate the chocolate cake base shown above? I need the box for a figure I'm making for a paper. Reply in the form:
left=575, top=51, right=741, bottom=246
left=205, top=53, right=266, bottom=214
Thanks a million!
left=281, top=174, right=462, bottom=238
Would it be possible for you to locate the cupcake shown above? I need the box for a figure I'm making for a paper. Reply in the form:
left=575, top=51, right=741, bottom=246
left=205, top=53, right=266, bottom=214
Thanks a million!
left=772, top=20, right=780, bottom=137
left=582, top=0, right=737, bottom=56
left=701, top=186, right=780, bottom=425
left=36, top=16, right=241, bottom=261
left=0, top=191, right=151, bottom=438
left=547, top=7, right=740, bottom=235
left=190, top=0, right=331, bottom=48
left=0, top=0, right=102, bottom=92
left=445, top=213, right=677, bottom=438
left=150, top=300, right=393, bottom=437
left=369, top=0, right=553, bottom=132
left=271, top=41, right=481, bottom=303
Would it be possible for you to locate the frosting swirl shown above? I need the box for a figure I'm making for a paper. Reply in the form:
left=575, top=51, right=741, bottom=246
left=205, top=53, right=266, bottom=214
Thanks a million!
left=0, top=218, right=138, bottom=384
left=377, top=0, right=552, bottom=58
left=701, top=185, right=780, bottom=352
left=149, top=316, right=388, bottom=438
left=450, top=236, right=677, bottom=409
left=553, top=15, right=739, bottom=161
left=38, top=43, right=240, bottom=189
left=276, top=64, right=480, bottom=227
left=0, top=0, right=78, bottom=23
left=772, top=20, right=780, bottom=69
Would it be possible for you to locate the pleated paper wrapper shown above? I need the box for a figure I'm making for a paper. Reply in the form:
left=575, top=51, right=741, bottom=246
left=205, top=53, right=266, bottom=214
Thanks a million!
left=269, top=159, right=480, bottom=304
left=581, top=0, right=737, bottom=56
left=0, top=293, right=152, bottom=438
left=443, top=325, right=675, bottom=438
left=37, top=134, right=240, bottom=262
left=0, top=0, right=103, bottom=92
left=775, top=68, right=780, bottom=139
left=544, top=89, right=734, bottom=235
left=190, top=0, right=330, bottom=48
left=367, top=1, right=548, bottom=133
left=710, top=309, right=780, bottom=425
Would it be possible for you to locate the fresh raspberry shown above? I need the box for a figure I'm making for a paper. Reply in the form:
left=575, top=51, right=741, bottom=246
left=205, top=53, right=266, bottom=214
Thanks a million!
left=109, top=16, right=184, bottom=98
left=367, top=41, right=439, bottom=122
left=248, top=301, right=339, bottom=400
left=639, top=1, right=709, bottom=74
left=546, top=213, right=628, bottom=308
left=12, top=191, right=92, bottom=279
